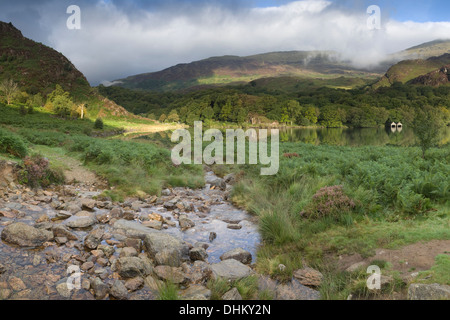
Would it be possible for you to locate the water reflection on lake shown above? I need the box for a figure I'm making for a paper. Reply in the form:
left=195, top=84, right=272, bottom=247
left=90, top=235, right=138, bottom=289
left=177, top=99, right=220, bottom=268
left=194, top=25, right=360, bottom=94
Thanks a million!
left=278, top=126, right=450, bottom=147
left=133, top=126, right=450, bottom=148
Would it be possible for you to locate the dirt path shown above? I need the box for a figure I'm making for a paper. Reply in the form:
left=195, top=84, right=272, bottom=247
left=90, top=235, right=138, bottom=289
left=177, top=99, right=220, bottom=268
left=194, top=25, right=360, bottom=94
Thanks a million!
left=334, top=240, right=450, bottom=277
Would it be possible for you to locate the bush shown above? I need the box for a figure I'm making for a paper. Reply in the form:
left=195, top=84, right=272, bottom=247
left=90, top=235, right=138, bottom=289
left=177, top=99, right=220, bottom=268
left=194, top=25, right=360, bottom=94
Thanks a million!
left=18, top=154, right=64, bottom=188
left=94, top=118, right=104, bottom=130
left=0, top=128, right=28, bottom=158
left=301, top=185, right=357, bottom=221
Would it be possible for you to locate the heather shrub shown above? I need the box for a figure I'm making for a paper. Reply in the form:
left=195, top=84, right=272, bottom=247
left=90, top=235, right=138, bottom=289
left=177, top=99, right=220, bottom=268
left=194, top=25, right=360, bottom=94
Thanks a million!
left=18, top=154, right=64, bottom=188
left=301, top=185, right=357, bottom=221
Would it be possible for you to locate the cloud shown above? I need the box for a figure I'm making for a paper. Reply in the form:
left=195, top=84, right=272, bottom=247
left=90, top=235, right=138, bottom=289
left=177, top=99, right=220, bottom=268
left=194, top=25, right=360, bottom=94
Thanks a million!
left=1, top=0, right=450, bottom=85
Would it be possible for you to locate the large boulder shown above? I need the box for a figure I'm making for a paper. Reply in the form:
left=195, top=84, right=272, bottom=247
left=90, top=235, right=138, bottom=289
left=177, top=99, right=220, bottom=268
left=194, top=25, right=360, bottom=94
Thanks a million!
left=275, top=279, right=321, bottom=300
left=114, top=257, right=148, bottom=279
left=1, top=222, right=53, bottom=247
left=210, top=259, right=254, bottom=281
left=143, top=232, right=189, bottom=263
left=64, top=211, right=97, bottom=229
left=113, top=219, right=158, bottom=239
left=408, top=283, right=450, bottom=300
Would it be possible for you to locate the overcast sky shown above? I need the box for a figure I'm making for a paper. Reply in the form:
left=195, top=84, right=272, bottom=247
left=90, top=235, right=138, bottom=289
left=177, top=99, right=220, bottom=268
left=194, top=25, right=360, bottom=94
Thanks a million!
left=1, top=0, right=449, bottom=85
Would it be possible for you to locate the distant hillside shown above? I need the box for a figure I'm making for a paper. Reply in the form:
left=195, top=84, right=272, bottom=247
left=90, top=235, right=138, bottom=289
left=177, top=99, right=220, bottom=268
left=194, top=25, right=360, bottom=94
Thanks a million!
left=374, top=53, right=450, bottom=88
left=113, top=51, right=381, bottom=92
left=0, top=21, right=91, bottom=96
left=0, top=21, right=144, bottom=120
left=410, top=65, right=450, bottom=86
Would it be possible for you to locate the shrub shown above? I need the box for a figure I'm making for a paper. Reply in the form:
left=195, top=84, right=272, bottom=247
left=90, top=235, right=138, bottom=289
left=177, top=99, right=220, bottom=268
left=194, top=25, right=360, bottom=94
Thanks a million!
left=0, top=128, right=28, bottom=158
left=18, top=154, right=64, bottom=188
left=94, top=118, right=104, bottom=130
left=301, top=185, right=357, bottom=221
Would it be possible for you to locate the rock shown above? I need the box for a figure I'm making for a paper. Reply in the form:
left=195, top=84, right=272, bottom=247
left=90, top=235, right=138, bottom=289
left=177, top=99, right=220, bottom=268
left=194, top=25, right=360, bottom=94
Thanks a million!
left=9, top=277, right=27, bottom=291
left=223, top=173, right=236, bottom=184
left=227, top=224, right=242, bottom=230
left=154, top=266, right=187, bottom=284
left=55, top=237, right=68, bottom=245
left=293, top=267, right=323, bottom=287
left=56, top=282, right=72, bottom=299
left=54, top=211, right=72, bottom=220
left=110, top=207, right=123, bottom=219
left=115, top=257, right=147, bottom=278
left=1, top=222, right=53, bottom=247
left=408, top=283, right=450, bottom=300
left=110, top=280, right=128, bottom=300
left=210, top=259, right=254, bottom=281
left=52, top=225, right=79, bottom=241
left=81, top=198, right=96, bottom=211
left=65, top=203, right=82, bottom=214
left=123, top=210, right=137, bottom=221
left=148, top=213, right=164, bottom=222
left=195, top=242, right=210, bottom=250
left=163, top=200, right=177, bottom=210
left=0, top=288, right=11, bottom=300
left=124, top=238, right=142, bottom=252
left=276, top=279, right=321, bottom=300
left=97, top=244, right=115, bottom=258
left=64, top=211, right=97, bottom=229
left=220, top=248, right=252, bottom=265
left=207, top=177, right=226, bottom=190
left=120, top=247, right=139, bottom=258
left=189, top=247, right=208, bottom=262
left=91, top=277, right=109, bottom=300
left=144, top=275, right=163, bottom=292
left=181, top=285, right=211, bottom=300
left=81, top=261, right=95, bottom=271
left=161, top=189, right=171, bottom=196
left=179, top=215, right=195, bottom=230
left=222, top=287, right=242, bottom=300
left=125, top=277, right=144, bottom=292
left=142, top=220, right=163, bottom=230
left=209, top=232, right=217, bottom=242
left=155, top=248, right=182, bottom=267
left=114, top=219, right=159, bottom=239
left=182, top=261, right=213, bottom=285
left=0, top=263, right=6, bottom=274
left=36, top=214, right=50, bottom=223
left=84, top=227, right=105, bottom=250
left=143, top=232, right=189, bottom=262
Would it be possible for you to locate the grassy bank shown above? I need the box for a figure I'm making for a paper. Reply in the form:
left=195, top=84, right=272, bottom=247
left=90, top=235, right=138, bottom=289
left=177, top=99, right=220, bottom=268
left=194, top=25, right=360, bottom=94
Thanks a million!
left=227, top=142, right=450, bottom=298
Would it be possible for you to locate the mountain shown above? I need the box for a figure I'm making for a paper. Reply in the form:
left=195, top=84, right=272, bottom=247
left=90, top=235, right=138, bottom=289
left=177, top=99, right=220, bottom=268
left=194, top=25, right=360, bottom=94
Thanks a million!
left=0, top=22, right=91, bottom=96
left=399, top=39, right=450, bottom=60
left=410, top=65, right=450, bottom=86
left=112, top=51, right=381, bottom=92
left=374, top=53, right=450, bottom=88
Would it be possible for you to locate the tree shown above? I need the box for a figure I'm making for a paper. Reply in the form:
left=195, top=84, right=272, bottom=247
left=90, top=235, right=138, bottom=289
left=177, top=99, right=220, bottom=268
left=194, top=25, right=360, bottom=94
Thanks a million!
left=412, top=106, right=444, bottom=159
left=159, top=114, right=167, bottom=123
left=167, top=110, right=180, bottom=123
left=0, top=79, right=19, bottom=105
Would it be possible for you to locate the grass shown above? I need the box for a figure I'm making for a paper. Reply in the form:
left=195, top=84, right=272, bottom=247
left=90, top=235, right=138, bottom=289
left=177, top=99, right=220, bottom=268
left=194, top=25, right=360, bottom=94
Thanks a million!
left=0, top=103, right=204, bottom=200
left=414, top=254, right=450, bottom=285
left=228, top=141, right=450, bottom=298
left=157, top=281, right=180, bottom=300
left=207, top=275, right=260, bottom=300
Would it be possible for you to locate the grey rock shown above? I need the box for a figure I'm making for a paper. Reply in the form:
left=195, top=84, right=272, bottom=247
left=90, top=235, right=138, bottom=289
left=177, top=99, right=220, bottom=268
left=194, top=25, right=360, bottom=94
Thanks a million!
left=91, top=277, right=109, bottom=300
left=276, top=279, right=321, bottom=300
left=1, top=222, right=53, bottom=247
left=143, top=232, right=189, bottom=261
left=210, top=259, right=254, bottom=281
left=222, top=287, right=242, bottom=300
left=189, top=247, right=208, bottom=262
left=81, top=198, right=96, bottom=211
left=120, top=247, right=139, bottom=258
left=220, top=248, right=252, bottom=265
left=182, top=285, right=211, bottom=300
left=52, top=225, right=79, bottom=241
left=84, top=227, right=105, bottom=250
left=56, top=282, right=72, bottom=299
left=179, top=215, right=195, bottom=230
left=64, top=211, right=97, bottom=229
left=155, top=248, right=182, bottom=267
left=293, top=267, right=324, bottom=287
left=116, top=257, right=147, bottom=278
left=110, top=280, right=128, bottom=300
left=154, top=266, right=187, bottom=284
left=408, top=283, right=450, bottom=300
left=182, top=261, right=213, bottom=285
left=114, top=219, right=159, bottom=239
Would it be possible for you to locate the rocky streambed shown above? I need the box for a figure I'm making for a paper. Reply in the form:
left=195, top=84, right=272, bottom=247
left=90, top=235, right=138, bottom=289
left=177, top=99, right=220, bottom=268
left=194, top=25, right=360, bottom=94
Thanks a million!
left=0, top=162, right=320, bottom=300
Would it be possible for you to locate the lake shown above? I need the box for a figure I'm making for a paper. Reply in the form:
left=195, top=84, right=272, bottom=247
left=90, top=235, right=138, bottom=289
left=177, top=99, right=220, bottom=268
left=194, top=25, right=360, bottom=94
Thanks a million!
left=278, top=126, right=450, bottom=147
left=133, top=126, right=450, bottom=148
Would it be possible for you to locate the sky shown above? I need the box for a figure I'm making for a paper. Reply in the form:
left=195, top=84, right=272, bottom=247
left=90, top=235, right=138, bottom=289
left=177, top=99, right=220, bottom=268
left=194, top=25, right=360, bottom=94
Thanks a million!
left=0, top=0, right=449, bottom=85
